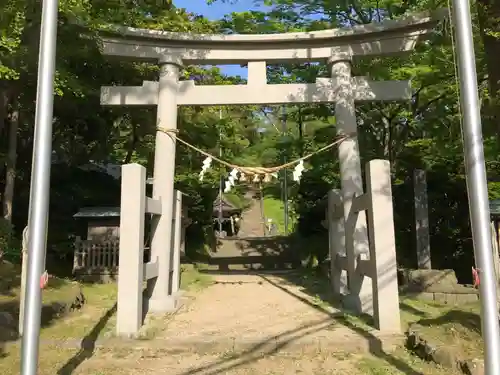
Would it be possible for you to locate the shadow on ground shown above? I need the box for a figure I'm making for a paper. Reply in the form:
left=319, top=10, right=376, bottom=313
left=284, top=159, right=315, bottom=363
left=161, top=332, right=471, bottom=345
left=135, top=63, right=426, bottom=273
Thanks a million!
left=0, top=281, right=85, bottom=352
left=57, top=303, right=117, bottom=375
left=199, top=235, right=303, bottom=271
left=416, top=309, right=480, bottom=333
left=190, top=267, right=428, bottom=375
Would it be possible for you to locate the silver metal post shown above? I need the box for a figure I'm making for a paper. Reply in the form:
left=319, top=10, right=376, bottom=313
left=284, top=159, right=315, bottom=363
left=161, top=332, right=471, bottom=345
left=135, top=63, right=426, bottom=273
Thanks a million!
left=218, top=109, right=223, bottom=235
left=20, top=0, right=58, bottom=374
left=451, top=1, right=500, bottom=373
left=281, top=106, right=289, bottom=234
left=259, top=183, right=266, bottom=236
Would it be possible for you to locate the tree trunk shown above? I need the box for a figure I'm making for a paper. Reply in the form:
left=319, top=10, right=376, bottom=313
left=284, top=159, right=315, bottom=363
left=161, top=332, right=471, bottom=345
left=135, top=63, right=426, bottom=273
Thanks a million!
left=0, top=89, right=11, bottom=183
left=123, top=124, right=138, bottom=164
left=0, top=88, right=9, bottom=136
left=477, top=0, right=500, bottom=138
left=477, top=0, right=500, bottom=95
left=382, top=116, right=391, bottom=160
left=297, top=107, right=304, bottom=156
left=3, top=107, right=19, bottom=222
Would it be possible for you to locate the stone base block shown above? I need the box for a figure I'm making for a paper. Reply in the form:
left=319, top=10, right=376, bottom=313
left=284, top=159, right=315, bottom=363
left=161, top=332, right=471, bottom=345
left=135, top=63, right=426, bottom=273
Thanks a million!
left=146, top=291, right=184, bottom=313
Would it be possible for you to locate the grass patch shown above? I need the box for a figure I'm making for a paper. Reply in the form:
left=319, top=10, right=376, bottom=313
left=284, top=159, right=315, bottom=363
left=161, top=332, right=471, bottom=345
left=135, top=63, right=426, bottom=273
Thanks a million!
left=45, top=282, right=117, bottom=340
left=180, top=263, right=214, bottom=292
left=356, top=351, right=453, bottom=374
left=283, top=267, right=483, bottom=368
left=0, top=261, right=89, bottom=341
left=0, top=261, right=479, bottom=375
left=0, top=259, right=118, bottom=375
left=262, top=196, right=297, bottom=234
left=400, top=298, right=483, bottom=359
left=0, top=260, right=214, bottom=374
left=0, top=346, right=82, bottom=375
left=0, top=262, right=213, bottom=343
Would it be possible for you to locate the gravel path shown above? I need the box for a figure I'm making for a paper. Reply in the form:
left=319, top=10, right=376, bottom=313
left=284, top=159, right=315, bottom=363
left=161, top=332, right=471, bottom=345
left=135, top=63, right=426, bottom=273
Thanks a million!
left=151, top=271, right=395, bottom=354
left=77, top=352, right=366, bottom=375
left=161, top=272, right=339, bottom=341
left=73, top=272, right=404, bottom=375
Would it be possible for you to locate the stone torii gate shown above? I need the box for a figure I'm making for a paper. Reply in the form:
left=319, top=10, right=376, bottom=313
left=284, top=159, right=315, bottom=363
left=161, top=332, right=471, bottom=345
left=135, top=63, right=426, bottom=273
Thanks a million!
left=99, top=11, right=444, bottom=336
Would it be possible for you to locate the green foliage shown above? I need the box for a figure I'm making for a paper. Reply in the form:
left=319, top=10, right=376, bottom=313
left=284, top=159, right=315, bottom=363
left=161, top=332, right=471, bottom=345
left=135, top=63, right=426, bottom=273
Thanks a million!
left=1, top=0, right=500, bottom=280
left=224, top=192, right=251, bottom=209
left=488, top=182, right=500, bottom=200
left=0, top=218, right=14, bottom=256
left=205, top=0, right=500, bottom=281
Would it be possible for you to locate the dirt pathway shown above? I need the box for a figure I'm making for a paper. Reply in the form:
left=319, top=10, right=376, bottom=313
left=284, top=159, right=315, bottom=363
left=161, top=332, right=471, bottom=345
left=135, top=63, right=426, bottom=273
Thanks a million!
left=238, top=191, right=265, bottom=237
left=74, top=272, right=376, bottom=375
left=78, top=351, right=367, bottom=375
left=158, top=272, right=343, bottom=346
left=148, top=271, right=394, bottom=356
left=70, top=272, right=448, bottom=375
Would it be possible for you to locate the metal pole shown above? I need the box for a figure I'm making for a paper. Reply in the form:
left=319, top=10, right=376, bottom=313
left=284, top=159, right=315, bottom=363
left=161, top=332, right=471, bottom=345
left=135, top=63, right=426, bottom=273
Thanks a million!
left=259, top=183, right=266, bottom=236
left=218, top=109, right=223, bottom=235
left=281, top=107, right=289, bottom=234
left=451, top=1, right=500, bottom=374
left=20, top=0, right=58, bottom=374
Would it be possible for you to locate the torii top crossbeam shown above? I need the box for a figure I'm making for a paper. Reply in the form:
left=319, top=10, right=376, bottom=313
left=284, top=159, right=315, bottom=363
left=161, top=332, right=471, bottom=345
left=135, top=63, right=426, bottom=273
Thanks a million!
left=100, top=10, right=446, bottom=64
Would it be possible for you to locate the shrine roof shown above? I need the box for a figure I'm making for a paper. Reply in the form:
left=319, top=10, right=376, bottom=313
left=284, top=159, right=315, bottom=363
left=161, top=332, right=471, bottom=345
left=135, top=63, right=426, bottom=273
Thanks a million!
left=101, top=10, right=445, bottom=45
left=74, top=207, right=120, bottom=218
left=99, top=10, right=446, bottom=64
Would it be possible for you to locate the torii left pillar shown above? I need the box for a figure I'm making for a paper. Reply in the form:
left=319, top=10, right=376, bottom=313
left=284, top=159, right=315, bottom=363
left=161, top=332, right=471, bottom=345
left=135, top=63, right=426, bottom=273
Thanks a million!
left=330, top=54, right=373, bottom=315
left=147, top=56, right=182, bottom=311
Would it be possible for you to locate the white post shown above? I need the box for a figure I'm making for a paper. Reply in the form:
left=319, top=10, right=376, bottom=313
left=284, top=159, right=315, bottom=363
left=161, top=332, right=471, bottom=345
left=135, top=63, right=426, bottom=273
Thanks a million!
left=18, top=226, right=29, bottom=336
left=117, top=163, right=146, bottom=336
left=366, top=159, right=400, bottom=333
left=148, top=57, right=182, bottom=311
left=230, top=215, right=235, bottom=236
left=490, top=221, right=500, bottom=313
left=171, top=190, right=182, bottom=294
left=328, top=189, right=348, bottom=296
left=330, top=55, right=372, bottom=314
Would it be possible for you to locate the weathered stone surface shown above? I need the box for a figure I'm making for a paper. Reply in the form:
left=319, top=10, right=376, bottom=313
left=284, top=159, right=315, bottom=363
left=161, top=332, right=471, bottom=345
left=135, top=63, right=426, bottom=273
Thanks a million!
left=341, top=293, right=362, bottom=314
left=430, top=346, right=460, bottom=369
left=319, top=259, right=330, bottom=279
left=40, top=285, right=86, bottom=323
left=445, top=293, right=457, bottom=304
left=0, top=311, right=14, bottom=328
left=461, top=359, right=484, bottom=375
left=422, top=284, right=478, bottom=294
left=432, top=292, right=445, bottom=302
left=406, top=325, right=483, bottom=374
left=399, top=268, right=479, bottom=305
left=74, top=270, right=117, bottom=283
left=405, top=330, right=421, bottom=349
left=405, top=291, right=479, bottom=305
left=409, top=292, right=435, bottom=302
left=457, top=293, right=480, bottom=303
left=398, top=268, right=459, bottom=291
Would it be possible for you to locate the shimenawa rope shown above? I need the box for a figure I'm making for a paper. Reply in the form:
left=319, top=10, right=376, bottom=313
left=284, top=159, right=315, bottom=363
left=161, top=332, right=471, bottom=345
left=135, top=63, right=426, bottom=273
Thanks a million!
left=157, top=127, right=353, bottom=176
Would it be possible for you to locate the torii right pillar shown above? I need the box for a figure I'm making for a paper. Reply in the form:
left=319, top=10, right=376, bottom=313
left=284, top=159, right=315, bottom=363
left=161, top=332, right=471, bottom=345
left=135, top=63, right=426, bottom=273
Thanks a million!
left=330, top=54, right=373, bottom=314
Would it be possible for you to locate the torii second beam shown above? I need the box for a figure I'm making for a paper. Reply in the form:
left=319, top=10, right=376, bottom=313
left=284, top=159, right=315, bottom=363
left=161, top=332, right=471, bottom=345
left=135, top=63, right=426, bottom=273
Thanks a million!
left=101, top=77, right=411, bottom=107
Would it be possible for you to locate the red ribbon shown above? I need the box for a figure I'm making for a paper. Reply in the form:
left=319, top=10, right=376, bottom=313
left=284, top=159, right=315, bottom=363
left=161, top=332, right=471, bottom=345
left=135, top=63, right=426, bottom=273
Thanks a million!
left=472, top=267, right=480, bottom=288
left=40, top=270, right=49, bottom=289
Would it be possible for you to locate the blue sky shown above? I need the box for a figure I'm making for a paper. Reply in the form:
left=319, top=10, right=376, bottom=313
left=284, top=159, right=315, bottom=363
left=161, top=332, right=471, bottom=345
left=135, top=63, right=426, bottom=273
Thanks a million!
left=173, top=0, right=267, bottom=77
left=174, top=0, right=263, bottom=20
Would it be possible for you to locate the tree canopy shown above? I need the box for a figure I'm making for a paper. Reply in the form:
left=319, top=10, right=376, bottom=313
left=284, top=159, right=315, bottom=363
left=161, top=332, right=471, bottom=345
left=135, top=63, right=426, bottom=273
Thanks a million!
left=1, top=0, right=499, bottom=282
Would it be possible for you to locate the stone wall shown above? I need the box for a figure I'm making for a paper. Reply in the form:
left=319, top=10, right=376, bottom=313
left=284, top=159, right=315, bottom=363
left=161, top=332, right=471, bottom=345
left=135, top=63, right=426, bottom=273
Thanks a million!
left=398, top=268, right=478, bottom=304
left=406, top=325, right=484, bottom=375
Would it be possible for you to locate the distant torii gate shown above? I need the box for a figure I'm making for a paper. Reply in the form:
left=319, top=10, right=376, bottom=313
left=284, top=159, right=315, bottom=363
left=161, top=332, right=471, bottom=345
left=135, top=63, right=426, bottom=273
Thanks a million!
left=99, top=10, right=444, bottom=336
